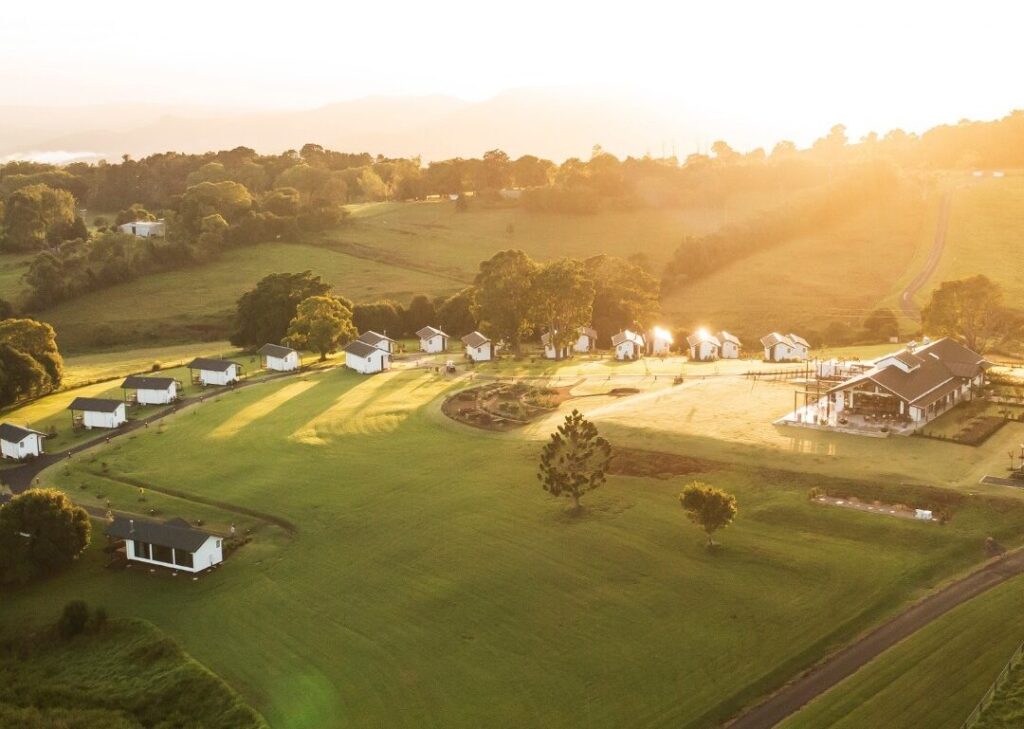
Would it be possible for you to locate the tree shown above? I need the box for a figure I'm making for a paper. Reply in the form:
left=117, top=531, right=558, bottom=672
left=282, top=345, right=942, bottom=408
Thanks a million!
left=1, top=184, right=77, bottom=251
left=262, top=187, right=302, bottom=217
left=403, top=294, right=436, bottom=337
left=0, top=343, right=47, bottom=406
left=472, top=250, right=539, bottom=356
left=0, top=318, right=63, bottom=389
left=479, top=149, right=512, bottom=190
left=530, top=259, right=595, bottom=360
left=285, top=295, right=357, bottom=360
left=436, top=288, right=478, bottom=337
left=0, top=297, right=14, bottom=319
left=679, top=482, right=737, bottom=547
left=511, top=155, right=554, bottom=188
left=0, top=488, right=90, bottom=584
left=113, top=204, right=157, bottom=227
left=863, top=307, right=899, bottom=341
left=585, top=255, right=660, bottom=346
left=230, top=271, right=333, bottom=348
left=922, top=275, right=1010, bottom=352
left=352, top=300, right=404, bottom=338
left=537, top=409, right=612, bottom=511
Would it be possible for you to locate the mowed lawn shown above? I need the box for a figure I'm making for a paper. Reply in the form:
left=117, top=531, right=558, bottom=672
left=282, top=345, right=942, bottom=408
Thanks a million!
left=4, top=365, right=1024, bottom=729
left=779, top=574, right=1024, bottom=729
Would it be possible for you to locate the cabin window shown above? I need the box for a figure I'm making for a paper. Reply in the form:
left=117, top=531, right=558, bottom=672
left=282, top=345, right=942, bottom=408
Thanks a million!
left=134, top=540, right=150, bottom=559
left=151, top=544, right=173, bottom=564
left=173, top=549, right=194, bottom=569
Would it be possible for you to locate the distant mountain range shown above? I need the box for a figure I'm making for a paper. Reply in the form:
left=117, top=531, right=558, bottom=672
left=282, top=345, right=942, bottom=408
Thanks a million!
left=0, top=89, right=753, bottom=164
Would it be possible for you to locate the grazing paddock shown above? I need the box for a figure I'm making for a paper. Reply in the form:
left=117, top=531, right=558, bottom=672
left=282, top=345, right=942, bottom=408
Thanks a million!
left=5, top=365, right=1024, bottom=729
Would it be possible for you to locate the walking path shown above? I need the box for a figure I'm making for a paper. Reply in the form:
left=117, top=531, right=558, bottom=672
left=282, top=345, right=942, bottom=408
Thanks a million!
left=900, top=190, right=952, bottom=320
left=726, top=549, right=1024, bottom=729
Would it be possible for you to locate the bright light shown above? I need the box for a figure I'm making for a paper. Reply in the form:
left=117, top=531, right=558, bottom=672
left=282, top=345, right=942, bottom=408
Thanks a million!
left=653, top=326, right=674, bottom=343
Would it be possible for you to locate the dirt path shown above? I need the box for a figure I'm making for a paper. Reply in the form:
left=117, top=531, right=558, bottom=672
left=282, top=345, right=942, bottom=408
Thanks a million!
left=725, top=548, right=1024, bottom=729
left=900, top=190, right=952, bottom=320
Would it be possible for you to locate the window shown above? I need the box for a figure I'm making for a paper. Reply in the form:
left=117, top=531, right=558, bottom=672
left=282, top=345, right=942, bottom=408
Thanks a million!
left=134, top=540, right=150, bottom=559
left=151, top=544, right=173, bottom=564
left=173, top=549, right=194, bottom=569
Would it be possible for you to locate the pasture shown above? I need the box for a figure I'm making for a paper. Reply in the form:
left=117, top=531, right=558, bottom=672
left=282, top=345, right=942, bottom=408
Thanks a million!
left=5, top=359, right=1024, bottom=729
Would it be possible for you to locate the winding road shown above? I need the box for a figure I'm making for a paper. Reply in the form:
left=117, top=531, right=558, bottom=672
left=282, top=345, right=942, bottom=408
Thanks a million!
left=899, top=190, right=952, bottom=320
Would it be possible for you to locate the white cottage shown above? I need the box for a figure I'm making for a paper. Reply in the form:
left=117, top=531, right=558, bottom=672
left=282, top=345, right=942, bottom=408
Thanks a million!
left=258, top=343, right=300, bottom=372
left=718, top=331, right=741, bottom=359
left=356, top=331, right=395, bottom=354
left=187, top=358, right=242, bottom=386
left=761, top=333, right=810, bottom=362
left=541, top=331, right=572, bottom=360
left=647, top=327, right=674, bottom=356
left=611, top=330, right=645, bottom=361
left=68, top=397, right=127, bottom=430
left=121, top=376, right=180, bottom=405
left=117, top=220, right=165, bottom=237
left=686, top=330, right=721, bottom=361
left=0, top=423, right=46, bottom=460
left=575, top=326, right=597, bottom=353
left=417, top=326, right=449, bottom=354
left=107, top=516, right=223, bottom=573
left=344, top=339, right=391, bottom=374
left=462, top=331, right=493, bottom=362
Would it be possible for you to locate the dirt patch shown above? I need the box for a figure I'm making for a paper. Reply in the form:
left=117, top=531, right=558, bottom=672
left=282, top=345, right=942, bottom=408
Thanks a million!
left=608, top=447, right=712, bottom=479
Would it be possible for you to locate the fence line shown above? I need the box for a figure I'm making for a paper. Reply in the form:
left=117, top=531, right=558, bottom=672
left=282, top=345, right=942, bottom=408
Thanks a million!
left=960, top=640, right=1024, bottom=729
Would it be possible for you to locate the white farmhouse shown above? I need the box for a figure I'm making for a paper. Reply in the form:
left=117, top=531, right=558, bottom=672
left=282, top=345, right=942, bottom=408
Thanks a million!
left=68, top=397, right=127, bottom=430
left=258, top=343, right=300, bottom=372
left=107, top=516, right=223, bottom=573
left=761, top=333, right=810, bottom=362
left=647, top=327, right=674, bottom=356
left=686, top=330, right=721, bottom=361
left=462, top=331, right=493, bottom=362
left=344, top=339, right=391, bottom=374
left=121, top=376, right=180, bottom=405
left=0, top=423, right=46, bottom=460
left=417, top=326, right=449, bottom=354
left=575, top=326, right=597, bottom=353
left=356, top=331, right=395, bottom=354
left=117, top=220, right=165, bottom=237
left=187, top=358, right=242, bottom=386
left=718, top=331, right=741, bottom=359
left=611, top=330, right=645, bottom=361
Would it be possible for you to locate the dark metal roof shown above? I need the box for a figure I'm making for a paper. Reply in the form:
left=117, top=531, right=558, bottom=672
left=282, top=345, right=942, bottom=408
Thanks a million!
left=257, top=344, right=296, bottom=358
left=461, top=331, right=490, bottom=348
left=187, top=357, right=237, bottom=372
left=357, top=331, right=394, bottom=346
left=121, top=376, right=177, bottom=391
left=67, top=397, right=123, bottom=413
left=344, top=340, right=383, bottom=358
left=611, top=330, right=643, bottom=347
left=0, top=423, right=46, bottom=442
left=718, top=331, right=741, bottom=345
left=107, top=516, right=215, bottom=553
left=416, top=326, right=448, bottom=339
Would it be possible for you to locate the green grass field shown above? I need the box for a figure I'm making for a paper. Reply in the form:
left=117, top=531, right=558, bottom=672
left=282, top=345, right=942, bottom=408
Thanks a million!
left=5, top=360, right=1024, bottom=728
left=0, top=617, right=266, bottom=728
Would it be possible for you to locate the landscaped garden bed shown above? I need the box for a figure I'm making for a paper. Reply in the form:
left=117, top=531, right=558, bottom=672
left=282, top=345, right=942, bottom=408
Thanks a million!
left=442, top=382, right=575, bottom=431
left=916, top=400, right=1024, bottom=446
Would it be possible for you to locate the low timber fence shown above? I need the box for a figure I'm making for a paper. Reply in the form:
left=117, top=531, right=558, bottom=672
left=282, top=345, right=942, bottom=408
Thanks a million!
left=959, top=640, right=1024, bottom=729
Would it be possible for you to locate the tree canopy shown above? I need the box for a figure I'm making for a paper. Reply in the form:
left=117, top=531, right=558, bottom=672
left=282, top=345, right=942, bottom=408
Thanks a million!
left=679, top=482, right=737, bottom=547
left=230, top=271, right=333, bottom=348
left=530, top=259, right=594, bottom=360
left=0, top=318, right=63, bottom=406
left=285, top=295, right=357, bottom=360
left=537, top=409, right=612, bottom=511
left=922, top=275, right=1013, bottom=353
left=0, top=489, right=91, bottom=584
left=472, top=250, right=539, bottom=355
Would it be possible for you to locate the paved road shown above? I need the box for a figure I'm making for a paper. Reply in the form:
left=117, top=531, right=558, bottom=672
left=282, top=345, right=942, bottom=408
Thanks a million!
left=725, top=548, right=1024, bottom=729
left=899, top=190, right=952, bottom=320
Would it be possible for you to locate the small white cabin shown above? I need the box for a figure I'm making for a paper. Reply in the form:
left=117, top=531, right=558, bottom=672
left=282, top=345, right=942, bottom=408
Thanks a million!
left=541, top=331, right=572, bottom=360
left=647, top=327, right=674, bottom=356
left=187, top=358, right=242, bottom=386
left=718, top=331, right=741, bottom=359
left=0, top=423, right=46, bottom=460
left=462, top=331, right=493, bottom=362
left=356, top=331, right=395, bottom=354
left=417, top=326, right=449, bottom=354
left=117, top=220, right=165, bottom=237
left=258, top=344, right=300, bottom=372
left=68, top=397, right=127, bottom=430
left=107, top=516, right=223, bottom=573
left=686, top=330, right=721, bottom=362
left=611, top=330, right=645, bottom=361
left=575, top=326, right=597, bottom=353
left=121, top=376, right=179, bottom=405
left=344, top=340, right=391, bottom=374
left=761, top=333, right=810, bottom=362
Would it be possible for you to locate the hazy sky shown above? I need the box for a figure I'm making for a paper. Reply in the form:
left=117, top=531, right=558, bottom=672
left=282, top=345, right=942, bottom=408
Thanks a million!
left=3, top=0, right=1023, bottom=146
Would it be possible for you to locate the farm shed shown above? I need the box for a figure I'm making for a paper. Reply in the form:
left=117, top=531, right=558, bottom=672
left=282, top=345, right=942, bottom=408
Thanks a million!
left=67, top=397, right=127, bottom=430
left=686, top=330, right=721, bottom=362
left=462, top=331, right=493, bottom=362
left=611, top=330, right=645, bottom=361
left=417, top=326, right=449, bottom=354
left=117, top=220, right=165, bottom=237
left=107, top=516, right=223, bottom=573
left=344, top=339, right=391, bottom=374
left=761, top=333, right=810, bottom=362
left=0, top=423, right=46, bottom=460
left=187, top=358, right=242, bottom=386
left=718, top=331, right=741, bottom=359
left=575, top=326, right=597, bottom=353
left=258, top=344, right=300, bottom=372
left=121, top=376, right=180, bottom=405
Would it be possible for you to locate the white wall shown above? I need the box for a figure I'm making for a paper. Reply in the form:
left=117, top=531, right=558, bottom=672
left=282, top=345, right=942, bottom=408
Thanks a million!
left=691, top=341, right=719, bottom=361
left=574, top=334, right=592, bottom=353
left=421, top=335, right=447, bottom=353
left=137, top=383, right=177, bottom=405
left=266, top=353, right=300, bottom=371
left=615, top=341, right=640, bottom=360
left=83, top=404, right=126, bottom=429
left=720, top=341, right=740, bottom=359
left=466, top=343, right=492, bottom=362
left=199, top=365, right=239, bottom=386
left=127, top=536, right=223, bottom=573
left=766, top=343, right=808, bottom=362
left=649, top=337, right=671, bottom=356
left=1, top=433, right=43, bottom=459
left=346, top=350, right=389, bottom=374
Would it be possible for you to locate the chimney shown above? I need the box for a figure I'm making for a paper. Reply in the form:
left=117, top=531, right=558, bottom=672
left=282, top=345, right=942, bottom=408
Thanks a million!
left=129, top=519, right=135, bottom=536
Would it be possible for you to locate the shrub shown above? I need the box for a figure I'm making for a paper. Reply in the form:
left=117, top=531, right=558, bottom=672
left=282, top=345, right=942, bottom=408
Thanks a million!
left=92, top=607, right=108, bottom=631
left=58, top=600, right=90, bottom=640
left=151, top=361, right=162, bottom=372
